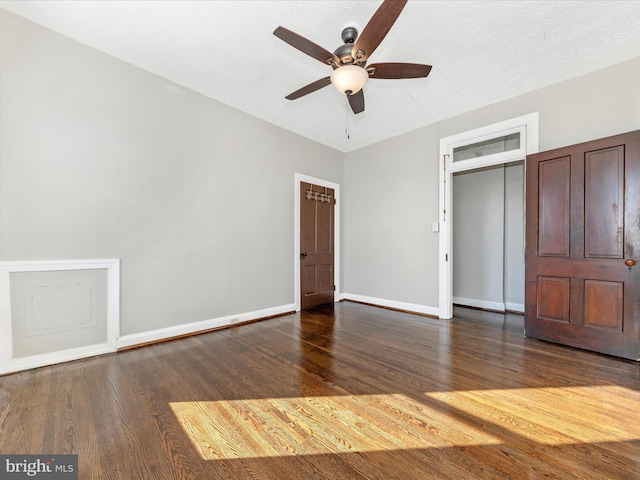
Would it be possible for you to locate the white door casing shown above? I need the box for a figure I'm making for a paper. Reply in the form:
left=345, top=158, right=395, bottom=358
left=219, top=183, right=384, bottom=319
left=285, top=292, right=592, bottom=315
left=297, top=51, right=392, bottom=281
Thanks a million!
left=294, top=173, right=340, bottom=311
left=438, top=113, right=539, bottom=319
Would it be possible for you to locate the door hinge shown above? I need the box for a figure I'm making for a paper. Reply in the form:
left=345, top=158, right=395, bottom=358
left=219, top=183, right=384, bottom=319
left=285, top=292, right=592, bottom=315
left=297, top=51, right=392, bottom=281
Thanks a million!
left=334, top=285, right=336, bottom=291
left=446, top=253, right=448, bottom=261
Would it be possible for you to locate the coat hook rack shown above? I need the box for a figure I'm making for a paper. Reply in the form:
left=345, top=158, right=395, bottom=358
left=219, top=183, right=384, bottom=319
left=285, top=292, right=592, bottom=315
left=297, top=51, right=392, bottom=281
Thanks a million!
left=306, top=188, right=332, bottom=203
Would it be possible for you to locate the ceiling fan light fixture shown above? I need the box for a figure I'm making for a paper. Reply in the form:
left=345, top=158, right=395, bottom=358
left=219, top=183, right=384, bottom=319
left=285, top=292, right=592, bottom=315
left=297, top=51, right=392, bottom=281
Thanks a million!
left=330, top=65, right=369, bottom=95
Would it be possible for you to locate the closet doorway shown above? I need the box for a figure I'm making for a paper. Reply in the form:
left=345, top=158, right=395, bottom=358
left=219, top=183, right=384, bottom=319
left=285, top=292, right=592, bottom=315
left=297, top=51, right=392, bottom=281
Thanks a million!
left=452, top=161, right=524, bottom=313
left=438, top=113, right=538, bottom=319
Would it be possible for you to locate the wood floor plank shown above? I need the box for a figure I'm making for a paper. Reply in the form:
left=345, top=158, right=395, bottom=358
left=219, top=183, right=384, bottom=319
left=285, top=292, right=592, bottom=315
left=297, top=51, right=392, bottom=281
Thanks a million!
left=1, top=302, right=640, bottom=479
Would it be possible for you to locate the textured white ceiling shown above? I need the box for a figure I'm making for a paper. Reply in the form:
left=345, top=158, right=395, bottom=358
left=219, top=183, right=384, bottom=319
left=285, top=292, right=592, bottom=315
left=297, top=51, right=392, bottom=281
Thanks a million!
left=2, top=1, right=640, bottom=152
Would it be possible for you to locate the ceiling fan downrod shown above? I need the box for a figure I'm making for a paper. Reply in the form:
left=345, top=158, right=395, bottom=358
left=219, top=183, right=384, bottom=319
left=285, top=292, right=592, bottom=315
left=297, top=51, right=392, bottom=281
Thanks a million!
left=334, top=27, right=359, bottom=65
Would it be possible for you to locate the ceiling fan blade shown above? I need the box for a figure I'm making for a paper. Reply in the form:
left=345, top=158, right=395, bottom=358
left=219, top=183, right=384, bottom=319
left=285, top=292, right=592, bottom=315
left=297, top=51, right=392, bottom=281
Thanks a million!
left=274, top=26, right=339, bottom=66
left=351, top=0, right=407, bottom=63
left=348, top=89, right=365, bottom=114
left=367, top=62, right=432, bottom=79
left=285, top=77, right=332, bottom=100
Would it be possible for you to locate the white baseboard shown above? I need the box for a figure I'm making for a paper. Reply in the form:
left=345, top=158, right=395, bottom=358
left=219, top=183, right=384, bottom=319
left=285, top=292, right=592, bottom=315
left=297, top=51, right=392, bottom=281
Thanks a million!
left=117, top=303, right=296, bottom=350
left=1, top=343, right=116, bottom=375
left=505, top=302, right=525, bottom=313
left=452, top=297, right=525, bottom=313
left=453, top=296, right=506, bottom=312
left=341, top=293, right=439, bottom=317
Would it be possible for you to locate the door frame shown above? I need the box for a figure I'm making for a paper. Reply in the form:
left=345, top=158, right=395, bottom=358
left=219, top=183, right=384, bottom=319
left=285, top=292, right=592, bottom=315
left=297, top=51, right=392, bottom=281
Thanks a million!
left=438, top=113, right=539, bottom=319
left=294, top=173, right=340, bottom=311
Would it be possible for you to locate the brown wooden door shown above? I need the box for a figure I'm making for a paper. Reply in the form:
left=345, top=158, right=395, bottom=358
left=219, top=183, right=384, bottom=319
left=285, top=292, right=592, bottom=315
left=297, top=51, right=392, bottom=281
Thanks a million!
left=525, top=130, right=640, bottom=360
left=300, top=182, right=335, bottom=310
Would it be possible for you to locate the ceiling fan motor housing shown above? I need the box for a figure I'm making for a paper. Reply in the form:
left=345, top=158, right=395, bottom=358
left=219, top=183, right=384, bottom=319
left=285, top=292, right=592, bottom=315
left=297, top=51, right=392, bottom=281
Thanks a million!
left=334, top=27, right=360, bottom=65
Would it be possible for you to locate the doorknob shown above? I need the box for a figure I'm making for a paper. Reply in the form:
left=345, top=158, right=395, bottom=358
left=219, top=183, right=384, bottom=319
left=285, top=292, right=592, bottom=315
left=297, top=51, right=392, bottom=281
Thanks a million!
left=625, top=259, right=636, bottom=268
left=300, top=252, right=307, bottom=259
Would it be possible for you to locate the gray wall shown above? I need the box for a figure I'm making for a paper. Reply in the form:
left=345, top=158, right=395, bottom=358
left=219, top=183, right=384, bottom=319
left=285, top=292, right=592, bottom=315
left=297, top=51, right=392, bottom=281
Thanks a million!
left=344, top=56, right=640, bottom=311
left=343, top=125, right=440, bottom=307
left=0, top=10, right=344, bottom=336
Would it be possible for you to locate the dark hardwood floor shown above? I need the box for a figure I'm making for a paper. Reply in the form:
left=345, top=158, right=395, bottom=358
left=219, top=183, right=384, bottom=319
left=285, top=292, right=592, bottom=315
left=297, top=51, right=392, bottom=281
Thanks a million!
left=1, top=301, right=639, bottom=479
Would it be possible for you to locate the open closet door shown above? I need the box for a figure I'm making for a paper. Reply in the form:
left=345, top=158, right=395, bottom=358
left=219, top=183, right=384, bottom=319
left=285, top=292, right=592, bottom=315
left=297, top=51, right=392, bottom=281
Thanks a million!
left=525, top=130, right=640, bottom=360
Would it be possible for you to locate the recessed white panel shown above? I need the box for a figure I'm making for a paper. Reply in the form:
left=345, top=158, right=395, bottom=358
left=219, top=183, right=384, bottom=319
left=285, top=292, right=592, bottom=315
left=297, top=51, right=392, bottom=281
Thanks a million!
left=0, top=259, right=119, bottom=374
left=24, top=278, right=98, bottom=337
left=9, top=267, right=109, bottom=359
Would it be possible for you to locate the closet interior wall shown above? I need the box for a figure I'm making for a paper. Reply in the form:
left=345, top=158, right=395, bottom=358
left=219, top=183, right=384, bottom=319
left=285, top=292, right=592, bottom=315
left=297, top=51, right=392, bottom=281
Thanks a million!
left=452, top=161, right=524, bottom=312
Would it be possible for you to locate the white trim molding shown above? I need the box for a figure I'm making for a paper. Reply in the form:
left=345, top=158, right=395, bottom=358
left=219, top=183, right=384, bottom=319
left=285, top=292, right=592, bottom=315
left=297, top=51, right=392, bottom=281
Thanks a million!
left=452, top=297, right=506, bottom=313
left=117, top=303, right=295, bottom=349
left=452, top=297, right=525, bottom=314
left=505, top=303, right=525, bottom=313
left=294, top=173, right=341, bottom=312
left=342, top=293, right=439, bottom=317
left=0, top=259, right=120, bottom=375
left=438, top=112, right=539, bottom=319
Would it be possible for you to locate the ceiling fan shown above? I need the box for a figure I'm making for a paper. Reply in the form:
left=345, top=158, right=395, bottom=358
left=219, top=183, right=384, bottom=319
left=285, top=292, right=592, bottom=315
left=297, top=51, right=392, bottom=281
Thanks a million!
left=273, top=0, right=432, bottom=115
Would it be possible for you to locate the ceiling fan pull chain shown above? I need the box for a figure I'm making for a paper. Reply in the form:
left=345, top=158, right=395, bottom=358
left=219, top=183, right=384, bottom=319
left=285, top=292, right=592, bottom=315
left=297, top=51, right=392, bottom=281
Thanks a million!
left=345, top=95, right=350, bottom=139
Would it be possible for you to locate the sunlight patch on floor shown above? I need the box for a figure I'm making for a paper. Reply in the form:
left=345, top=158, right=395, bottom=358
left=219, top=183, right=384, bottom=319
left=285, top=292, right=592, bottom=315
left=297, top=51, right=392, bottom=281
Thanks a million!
left=170, top=393, right=501, bottom=460
left=426, top=385, right=640, bottom=445
left=171, top=386, right=640, bottom=460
